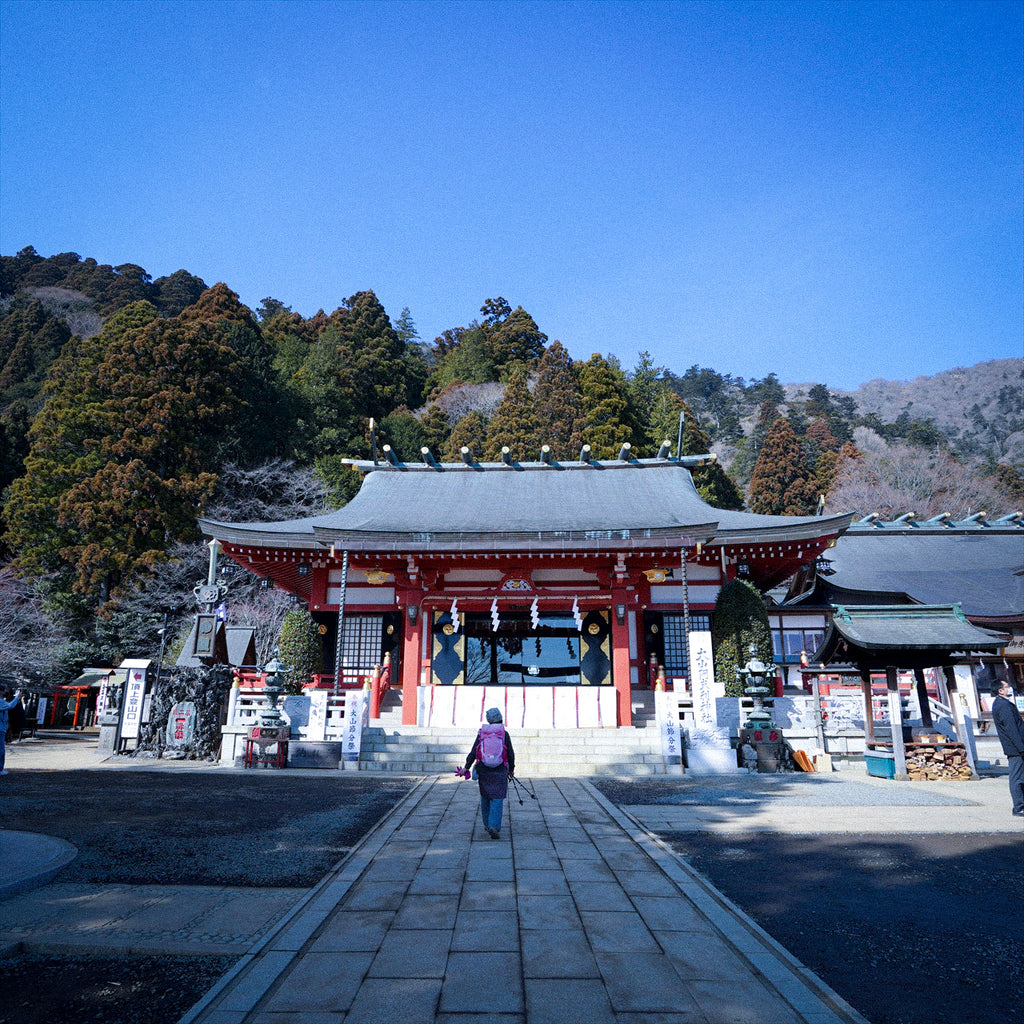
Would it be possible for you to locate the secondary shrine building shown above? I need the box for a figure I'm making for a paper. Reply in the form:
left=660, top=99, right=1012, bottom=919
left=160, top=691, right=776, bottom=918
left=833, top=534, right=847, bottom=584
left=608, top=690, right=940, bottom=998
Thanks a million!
left=200, top=451, right=853, bottom=727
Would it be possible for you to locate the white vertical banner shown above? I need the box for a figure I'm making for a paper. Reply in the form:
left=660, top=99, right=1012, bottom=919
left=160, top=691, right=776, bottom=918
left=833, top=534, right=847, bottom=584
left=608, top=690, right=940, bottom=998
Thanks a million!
left=655, top=689, right=682, bottom=764
left=119, top=661, right=150, bottom=740
left=688, top=631, right=717, bottom=731
left=341, top=688, right=370, bottom=764
left=307, top=690, right=328, bottom=742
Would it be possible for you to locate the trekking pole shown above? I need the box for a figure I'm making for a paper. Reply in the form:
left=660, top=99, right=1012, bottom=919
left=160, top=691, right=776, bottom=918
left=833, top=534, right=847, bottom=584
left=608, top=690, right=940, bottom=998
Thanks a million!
left=510, top=774, right=537, bottom=802
left=509, top=774, right=524, bottom=805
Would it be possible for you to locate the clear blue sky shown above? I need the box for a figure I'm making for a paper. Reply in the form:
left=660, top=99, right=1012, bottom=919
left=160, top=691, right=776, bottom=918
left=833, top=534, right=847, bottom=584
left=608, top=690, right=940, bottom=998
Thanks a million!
left=1, top=0, right=1020, bottom=391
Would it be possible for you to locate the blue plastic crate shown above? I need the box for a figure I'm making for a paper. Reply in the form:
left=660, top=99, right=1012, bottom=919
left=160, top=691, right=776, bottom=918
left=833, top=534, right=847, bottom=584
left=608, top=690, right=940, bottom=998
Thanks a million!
left=865, top=751, right=895, bottom=779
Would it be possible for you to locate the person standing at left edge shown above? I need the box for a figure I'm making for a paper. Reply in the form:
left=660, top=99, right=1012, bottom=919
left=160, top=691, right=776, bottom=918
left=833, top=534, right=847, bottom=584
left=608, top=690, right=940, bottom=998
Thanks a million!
left=0, top=686, right=23, bottom=776
left=991, top=679, right=1024, bottom=817
left=464, top=708, right=515, bottom=839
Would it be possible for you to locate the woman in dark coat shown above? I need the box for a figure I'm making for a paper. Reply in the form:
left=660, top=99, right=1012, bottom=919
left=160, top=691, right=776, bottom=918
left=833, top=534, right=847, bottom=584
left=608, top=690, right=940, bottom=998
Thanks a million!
left=464, top=707, right=515, bottom=839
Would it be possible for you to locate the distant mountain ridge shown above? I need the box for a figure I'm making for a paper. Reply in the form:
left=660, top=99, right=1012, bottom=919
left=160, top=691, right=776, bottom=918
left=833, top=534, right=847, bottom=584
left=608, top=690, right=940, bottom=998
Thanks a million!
left=785, top=358, right=1023, bottom=464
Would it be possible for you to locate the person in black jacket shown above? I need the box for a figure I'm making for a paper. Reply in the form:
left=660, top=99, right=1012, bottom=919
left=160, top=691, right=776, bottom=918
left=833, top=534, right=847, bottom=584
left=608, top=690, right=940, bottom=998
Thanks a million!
left=464, top=708, right=516, bottom=839
left=990, top=679, right=1024, bottom=817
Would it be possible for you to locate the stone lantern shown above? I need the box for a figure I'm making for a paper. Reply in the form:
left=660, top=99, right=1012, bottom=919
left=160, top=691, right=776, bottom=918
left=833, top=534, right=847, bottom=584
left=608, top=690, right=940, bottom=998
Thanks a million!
left=245, top=653, right=292, bottom=768
left=258, top=654, right=291, bottom=730
left=736, top=645, right=784, bottom=772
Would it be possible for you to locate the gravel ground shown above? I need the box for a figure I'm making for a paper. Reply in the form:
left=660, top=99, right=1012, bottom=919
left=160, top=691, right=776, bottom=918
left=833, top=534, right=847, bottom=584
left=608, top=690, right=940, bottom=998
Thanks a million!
left=0, top=768, right=413, bottom=1024
left=594, top=778, right=1024, bottom=1024
left=0, top=768, right=413, bottom=887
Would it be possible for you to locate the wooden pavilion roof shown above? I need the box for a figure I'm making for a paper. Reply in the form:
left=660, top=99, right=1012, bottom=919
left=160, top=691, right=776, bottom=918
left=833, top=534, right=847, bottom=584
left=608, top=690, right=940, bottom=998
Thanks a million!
left=811, top=604, right=1007, bottom=671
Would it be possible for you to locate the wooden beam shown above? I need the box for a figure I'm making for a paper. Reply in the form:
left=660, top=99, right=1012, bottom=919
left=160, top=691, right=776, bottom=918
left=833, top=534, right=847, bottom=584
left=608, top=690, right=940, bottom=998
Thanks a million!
left=914, top=667, right=933, bottom=728
left=886, top=666, right=908, bottom=778
left=861, top=669, right=875, bottom=746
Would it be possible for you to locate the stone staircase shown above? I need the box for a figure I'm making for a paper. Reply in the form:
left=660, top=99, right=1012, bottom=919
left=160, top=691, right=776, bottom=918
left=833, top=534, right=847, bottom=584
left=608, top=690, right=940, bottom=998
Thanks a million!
left=358, top=689, right=678, bottom=776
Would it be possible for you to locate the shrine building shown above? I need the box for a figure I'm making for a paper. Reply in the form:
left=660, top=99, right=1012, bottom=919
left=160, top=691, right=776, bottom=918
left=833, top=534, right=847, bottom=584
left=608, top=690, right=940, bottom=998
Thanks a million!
left=200, top=448, right=854, bottom=728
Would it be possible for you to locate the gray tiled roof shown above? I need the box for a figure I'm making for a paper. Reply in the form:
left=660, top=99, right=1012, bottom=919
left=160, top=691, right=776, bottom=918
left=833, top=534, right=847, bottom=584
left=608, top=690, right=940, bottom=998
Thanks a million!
left=200, top=459, right=853, bottom=552
left=810, top=530, right=1024, bottom=619
left=813, top=604, right=1005, bottom=667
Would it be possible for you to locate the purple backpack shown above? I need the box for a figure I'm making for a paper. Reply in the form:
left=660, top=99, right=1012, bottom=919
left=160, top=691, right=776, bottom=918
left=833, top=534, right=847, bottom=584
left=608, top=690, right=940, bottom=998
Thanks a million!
left=477, top=723, right=507, bottom=767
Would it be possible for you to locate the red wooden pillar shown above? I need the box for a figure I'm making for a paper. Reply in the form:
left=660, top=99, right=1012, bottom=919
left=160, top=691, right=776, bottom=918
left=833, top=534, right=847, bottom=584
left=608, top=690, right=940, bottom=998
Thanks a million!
left=611, top=594, right=632, bottom=726
left=401, top=595, right=423, bottom=725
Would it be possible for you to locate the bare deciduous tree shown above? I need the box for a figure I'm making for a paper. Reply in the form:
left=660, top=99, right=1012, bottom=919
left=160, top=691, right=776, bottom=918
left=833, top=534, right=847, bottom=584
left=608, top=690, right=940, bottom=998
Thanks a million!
left=112, top=460, right=330, bottom=662
left=827, top=443, right=1008, bottom=519
left=0, top=566, right=64, bottom=681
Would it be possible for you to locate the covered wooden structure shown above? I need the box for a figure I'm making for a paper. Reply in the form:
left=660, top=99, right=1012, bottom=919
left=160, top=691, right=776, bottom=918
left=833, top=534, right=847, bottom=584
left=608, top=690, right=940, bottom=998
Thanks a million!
left=812, top=604, right=1006, bottom=778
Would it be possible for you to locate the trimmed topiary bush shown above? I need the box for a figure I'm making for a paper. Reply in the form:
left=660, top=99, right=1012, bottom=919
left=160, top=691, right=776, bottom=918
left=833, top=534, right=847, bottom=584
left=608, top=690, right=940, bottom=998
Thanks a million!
left=712, top=578, right=774, bottom=697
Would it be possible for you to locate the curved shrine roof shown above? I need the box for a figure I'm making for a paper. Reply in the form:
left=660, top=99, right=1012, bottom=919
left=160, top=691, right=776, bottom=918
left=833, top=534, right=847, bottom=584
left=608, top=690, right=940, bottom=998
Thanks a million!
left=812, top=603, right=1006, bottom=670
left=200, top=457, right=853, bottom=554
left=792, top=515, right=1024, bottom=620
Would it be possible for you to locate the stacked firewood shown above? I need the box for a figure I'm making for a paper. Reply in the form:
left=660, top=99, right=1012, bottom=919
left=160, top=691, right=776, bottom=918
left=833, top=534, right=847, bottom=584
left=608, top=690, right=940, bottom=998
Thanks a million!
left=905, top=742, right=971, bottom=781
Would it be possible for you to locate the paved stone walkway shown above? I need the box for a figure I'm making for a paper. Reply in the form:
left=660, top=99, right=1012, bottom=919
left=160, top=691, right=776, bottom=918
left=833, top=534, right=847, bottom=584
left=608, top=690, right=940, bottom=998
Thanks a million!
left=180, top=777, right=866, bottom=1024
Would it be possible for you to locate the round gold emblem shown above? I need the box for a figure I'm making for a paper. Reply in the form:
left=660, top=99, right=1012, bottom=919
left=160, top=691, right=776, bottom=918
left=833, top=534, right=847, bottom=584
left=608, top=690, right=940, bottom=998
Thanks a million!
left=443, top=623, right=455, bottom=636
left=386, top=624, right=394, bottom=635
left=588, top=622, right=601, bottom=635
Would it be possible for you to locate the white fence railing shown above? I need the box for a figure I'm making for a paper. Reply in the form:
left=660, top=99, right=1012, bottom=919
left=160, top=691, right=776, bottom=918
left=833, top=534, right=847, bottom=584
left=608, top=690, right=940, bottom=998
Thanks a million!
left=227, top=689, right=362, bottom=743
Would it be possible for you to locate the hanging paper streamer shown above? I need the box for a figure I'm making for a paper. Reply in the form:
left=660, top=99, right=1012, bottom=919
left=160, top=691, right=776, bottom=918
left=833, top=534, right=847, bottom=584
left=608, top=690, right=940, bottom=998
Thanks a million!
left=572, top=597, right=583, bottom=631
left=450, top=597, right=460, bottom=632
left=530, top=597, right=539, bottom=629
left=491, top=597, right=500, bottom=632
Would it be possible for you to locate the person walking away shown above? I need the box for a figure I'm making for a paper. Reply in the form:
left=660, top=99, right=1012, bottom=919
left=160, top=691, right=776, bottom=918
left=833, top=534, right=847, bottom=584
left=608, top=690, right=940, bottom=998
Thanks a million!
left=0, top=686, right=23, bottom=776
left=990, top=679, right=1024, bottom=817
left=464, top=708, right=515, bottom=839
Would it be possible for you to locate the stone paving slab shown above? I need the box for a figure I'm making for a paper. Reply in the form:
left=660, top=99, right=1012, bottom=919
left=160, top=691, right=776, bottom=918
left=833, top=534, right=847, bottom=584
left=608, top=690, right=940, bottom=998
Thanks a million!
left=180, top=777, right=868, bottom=1024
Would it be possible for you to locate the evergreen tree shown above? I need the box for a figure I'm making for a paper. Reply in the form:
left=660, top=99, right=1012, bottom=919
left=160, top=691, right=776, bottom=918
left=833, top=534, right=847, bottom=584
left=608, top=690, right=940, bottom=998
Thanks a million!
left=186, top=287, right=286, bottom=463
left=678, top=406, right=745, bottom=510
left=331, top=290, right=425, bottom=418
left=379, top=407, right=425, bottom=462
left=648, top=388, right=686, bottom=453
left=4, top=301, right=162, bottom=592
left=484, top=363, right=543, bottom=461
left=578, top=353, right=638, bottom=459
left=712, top=578, right=774, bottom=697
left=153, top=269, right=207, bottom=316
left=4, top=287, right=255, bottom=605
left=290, top=326, right=360, bottom=472
left=815, top=448, right=841, bottom=500
left=277, top=607, right=322, bottom=691
left=748, top=417, right=819, bottom=515
left=627, top=351, right=666, bottom=455
left=486, top=304, right=547, bottom=370
left=0, top=296, right=72, bottom=402
left=444, top=410, right=487, bottom=462
left=532, top=340, right=583, bottom=460
left=420, top=404, right=452, bottom=459
left=425, top=324, right=495, bottom=397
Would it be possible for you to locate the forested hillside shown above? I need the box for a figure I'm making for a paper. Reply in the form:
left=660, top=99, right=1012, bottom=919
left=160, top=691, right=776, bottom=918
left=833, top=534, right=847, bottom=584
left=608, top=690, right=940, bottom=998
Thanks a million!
left=1, top=247, right=1020, bottom=684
